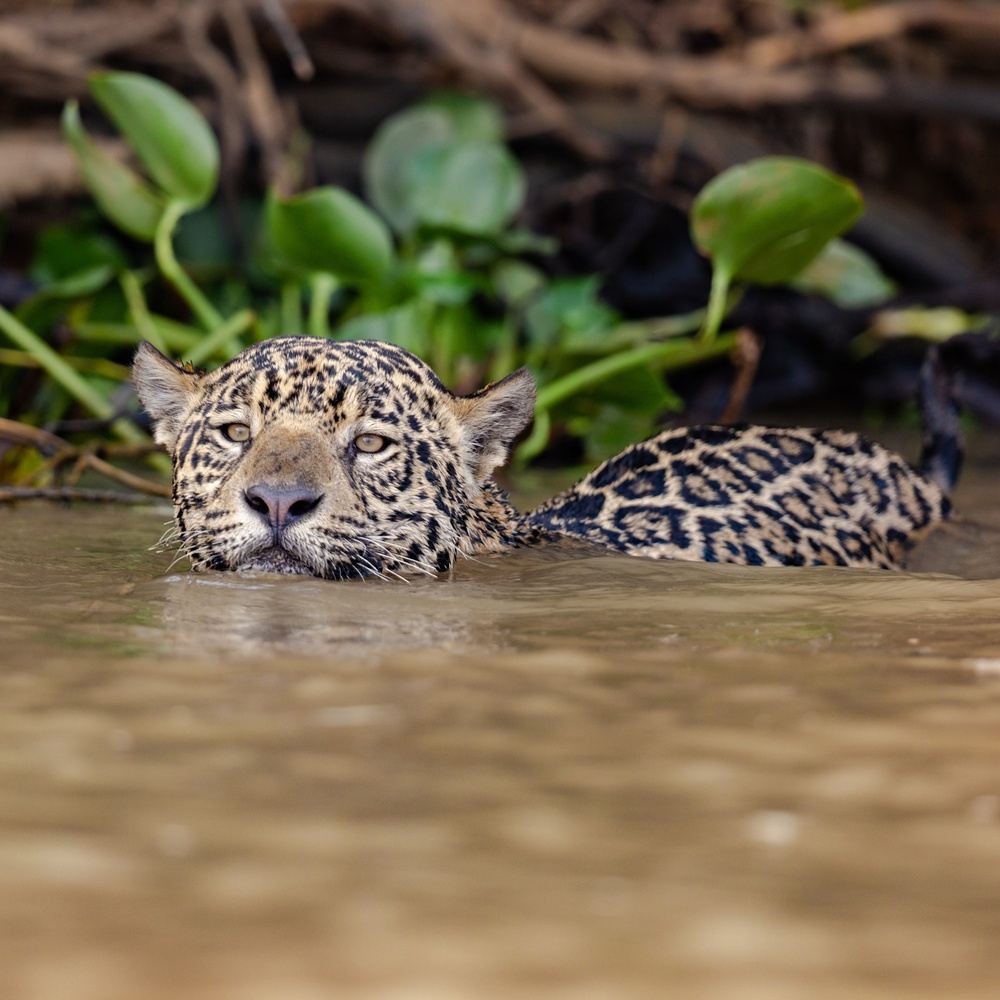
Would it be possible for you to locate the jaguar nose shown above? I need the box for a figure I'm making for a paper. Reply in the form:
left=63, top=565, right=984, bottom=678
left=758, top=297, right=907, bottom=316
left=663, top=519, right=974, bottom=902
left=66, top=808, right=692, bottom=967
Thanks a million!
left=244, top=483, right=323, bottom=532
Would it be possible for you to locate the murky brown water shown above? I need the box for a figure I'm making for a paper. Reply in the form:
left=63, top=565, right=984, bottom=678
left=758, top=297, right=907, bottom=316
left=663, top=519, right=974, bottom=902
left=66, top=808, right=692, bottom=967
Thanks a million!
left=3, top=436, right=1000, bottom=999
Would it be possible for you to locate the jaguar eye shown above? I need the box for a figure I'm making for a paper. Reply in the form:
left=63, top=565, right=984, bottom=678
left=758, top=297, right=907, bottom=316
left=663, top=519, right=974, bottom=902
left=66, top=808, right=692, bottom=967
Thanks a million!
left=222, top=423, right=251, bottom=443
left=355, top=433, right=388, bottom=454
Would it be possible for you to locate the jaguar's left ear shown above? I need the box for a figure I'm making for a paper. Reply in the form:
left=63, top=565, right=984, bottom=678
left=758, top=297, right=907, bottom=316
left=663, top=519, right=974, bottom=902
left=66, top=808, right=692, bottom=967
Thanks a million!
left=132, top=341, right=204, bottom=450
left=452, top=368, right=536, bottom=481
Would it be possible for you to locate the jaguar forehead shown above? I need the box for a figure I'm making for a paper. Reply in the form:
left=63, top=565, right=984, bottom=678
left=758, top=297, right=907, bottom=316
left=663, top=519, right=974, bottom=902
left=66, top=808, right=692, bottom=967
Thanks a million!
left=204, top=341, right=421, bottom=415
left=208, top=337, right=444, bottom=385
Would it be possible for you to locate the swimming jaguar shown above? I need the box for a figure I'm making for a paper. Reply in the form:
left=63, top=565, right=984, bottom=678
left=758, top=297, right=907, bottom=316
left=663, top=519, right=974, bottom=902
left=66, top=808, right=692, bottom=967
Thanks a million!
left=133, top=336, right=958, bottom=579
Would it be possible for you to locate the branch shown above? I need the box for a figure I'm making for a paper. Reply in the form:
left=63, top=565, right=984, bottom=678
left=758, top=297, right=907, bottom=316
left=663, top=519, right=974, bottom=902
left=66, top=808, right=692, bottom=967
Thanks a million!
left=336, top=0, right=1000, bottom=125
left=737, top=1, right=1000, bottom=71
left=0, top=417, right=170, bottom=498
left=0, top=487, right=159, bottom=504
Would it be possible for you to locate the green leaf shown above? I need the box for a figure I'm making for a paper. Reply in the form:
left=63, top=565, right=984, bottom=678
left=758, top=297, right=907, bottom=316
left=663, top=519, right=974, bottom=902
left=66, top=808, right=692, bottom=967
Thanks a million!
left=575, top=406, right=659, bottom=464
left=363, top=106, right=455, bottom=233
left=790, top=238, right=896, bottom=307
left=490, top=228, right=558, bottom=256
left=410, top=141, right=524, bottom=236
left=524, top=277, right=618, bottom=350
left=265, top=187, right=395, bottom=284
left=16, top=264, right=117, bottom=334
left=31, top=223, right=127, bottom=283
left=422, top=91, right=504, bottom=142
left=90, top=71, right=219, bottom=207
left=406, top=239, right=481, bottom=305
left=174, top=203, right=248, bottom=270
left=337, top=298, right=433, bottom=355
left=492, top=260, right=545, bottom=307
left=30, top=265, right=115, bottom=301
left=692, top=157, right=863, bottom=286
left=363, top=98, right=521, bottom=237
left=62, top=100, right=165, bottom=240
left=410, top=272, right=481, bottom=306
left=587, top=366, right=681, bottom=413
left=868, top=306, right=988, bottom=344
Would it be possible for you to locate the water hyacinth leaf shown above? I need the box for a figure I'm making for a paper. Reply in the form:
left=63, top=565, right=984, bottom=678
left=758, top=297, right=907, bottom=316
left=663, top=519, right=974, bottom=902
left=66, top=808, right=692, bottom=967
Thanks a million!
left=414, top=237, right=459, bottom=273
left=16, top=264, right=117, bottom=335
left=588, top=365, right=680, bottom=412
left=363, top=106, right=455, bottom=233
left=490, top=228, right=558, bottom=256
left=62, top=101, right=164, bottom=240
left=492, top=259, right=546, bottom=307
left=175, top=202, right=257, bottom=269
left=31, top=223, right=127, bottom=282
left=410, top=141, right=524, bottom=236
left=524, top=277, right=617, bottom=349
left=692, top=157, right=863, bottom=286
left=575, top=407, right=659, bottom=463
left=409, top=239, right=481, bottom=305
left=90, top=72, right=219, bottom=207
left=791, top=238, right=896, bottom=308
left=338, top=298, right=433, bottom=355
left=869, top=306, right=988, bottom=343
left=409, top=271, right=481, bottom=306
left=265, top=187, right=395, bottom=284
left=27, top=265, right=115, bottom=302
left=423, top=91, right=504, bottom=142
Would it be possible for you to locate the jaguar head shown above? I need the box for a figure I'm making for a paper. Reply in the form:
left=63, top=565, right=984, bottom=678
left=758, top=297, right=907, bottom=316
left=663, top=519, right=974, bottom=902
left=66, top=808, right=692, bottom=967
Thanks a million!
left=133, top=337, right=535, bottom=580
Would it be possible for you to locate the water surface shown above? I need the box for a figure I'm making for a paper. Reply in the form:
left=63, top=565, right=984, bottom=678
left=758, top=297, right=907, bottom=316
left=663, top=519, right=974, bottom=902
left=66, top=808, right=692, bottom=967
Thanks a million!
left=2, top=442, right=1000, bottom=998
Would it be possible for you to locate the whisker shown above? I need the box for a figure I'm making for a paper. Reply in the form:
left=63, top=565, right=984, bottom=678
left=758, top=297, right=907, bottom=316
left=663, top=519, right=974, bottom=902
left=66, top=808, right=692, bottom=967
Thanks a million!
left=360, top=537, right=435, bottom=578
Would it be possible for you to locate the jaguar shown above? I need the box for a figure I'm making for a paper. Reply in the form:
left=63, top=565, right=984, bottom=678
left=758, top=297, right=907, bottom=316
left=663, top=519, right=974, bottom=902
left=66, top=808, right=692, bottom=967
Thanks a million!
left=133, top=336, right=959, bottom=579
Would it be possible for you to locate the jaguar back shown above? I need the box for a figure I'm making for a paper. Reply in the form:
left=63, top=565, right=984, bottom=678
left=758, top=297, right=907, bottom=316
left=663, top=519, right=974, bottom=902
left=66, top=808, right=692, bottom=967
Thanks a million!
left=524, top=424, right=950, bottom=569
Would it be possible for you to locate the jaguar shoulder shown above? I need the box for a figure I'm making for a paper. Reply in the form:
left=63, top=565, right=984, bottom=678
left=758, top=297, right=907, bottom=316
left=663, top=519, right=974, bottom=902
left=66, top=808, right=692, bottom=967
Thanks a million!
left=133, top=336, right=958, bottom=579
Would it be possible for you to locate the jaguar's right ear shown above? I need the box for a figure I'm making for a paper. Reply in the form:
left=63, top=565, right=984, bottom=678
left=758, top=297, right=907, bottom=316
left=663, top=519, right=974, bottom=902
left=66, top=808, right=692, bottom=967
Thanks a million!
left=132, top=341, right=204, bottom=450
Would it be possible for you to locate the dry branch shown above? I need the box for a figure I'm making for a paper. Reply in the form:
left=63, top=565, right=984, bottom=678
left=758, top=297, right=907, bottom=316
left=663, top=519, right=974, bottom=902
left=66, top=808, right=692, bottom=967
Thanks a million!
left=0, top=486, right=160, bottom=503
left=1, top=0, right=1000, bottom=179
left=719, top=329, right=762, bottom=425
left=0, top=418, right=170, bottom=498
left=737, top=1, right=1000, bottom=70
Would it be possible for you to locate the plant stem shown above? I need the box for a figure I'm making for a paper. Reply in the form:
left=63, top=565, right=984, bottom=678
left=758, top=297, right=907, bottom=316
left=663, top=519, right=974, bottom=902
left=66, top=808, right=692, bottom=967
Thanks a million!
left=535, top=333, right=737, bottom=413
left=611, top=309, right=705, bottom=345
left=119, top=270, right=167, bottom=352
left=308, top=273, right=337, bottom=338
left=0, top=304, right=146, bottom=444
left=517, top=334, right=736, bottom=464
left=1, top=305, right=113, bottom=419
left=75, top=319, right=201, bottom=353
left=488, top=316, right=519, bottom=384
left=437, top=305, right=466, bottom=387
left=699, top=266, right=732, bottom=344
left=280, top=281, right=302, bottom=334
left=0, top=348, right=130, bottom=381
left=514, top=407, right=550, bottom=465
left=603, top=292, right=743, bottom=353
left=185, top=310, right=255, bottom=367
left=154, top=201, right=223, bottom=332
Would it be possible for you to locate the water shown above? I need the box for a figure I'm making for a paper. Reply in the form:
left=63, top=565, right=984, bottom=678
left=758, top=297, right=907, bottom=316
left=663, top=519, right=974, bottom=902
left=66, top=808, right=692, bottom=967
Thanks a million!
left=2, top=440, right=1000, bottom=999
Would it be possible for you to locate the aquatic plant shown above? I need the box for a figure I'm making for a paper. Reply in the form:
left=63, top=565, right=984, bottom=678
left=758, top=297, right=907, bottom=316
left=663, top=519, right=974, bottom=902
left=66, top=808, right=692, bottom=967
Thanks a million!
left=0, top=71, right=878, bottom=485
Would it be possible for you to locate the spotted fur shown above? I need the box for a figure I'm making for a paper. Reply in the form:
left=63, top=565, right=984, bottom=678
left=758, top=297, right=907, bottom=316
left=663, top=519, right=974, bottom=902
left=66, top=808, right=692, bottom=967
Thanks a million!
left=133, top=336, right=952, bottom=578
left=523, top=424, right=949, bottom=568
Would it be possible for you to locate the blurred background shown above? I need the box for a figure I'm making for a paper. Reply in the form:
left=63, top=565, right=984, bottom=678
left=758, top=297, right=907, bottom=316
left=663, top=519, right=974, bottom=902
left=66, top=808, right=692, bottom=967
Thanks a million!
left=1, top=0, right=999, bottom=483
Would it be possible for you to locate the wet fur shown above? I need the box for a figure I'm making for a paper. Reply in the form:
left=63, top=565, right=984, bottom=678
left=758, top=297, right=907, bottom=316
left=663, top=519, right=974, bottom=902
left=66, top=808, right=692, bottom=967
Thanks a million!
left=134, top=337, right=952, bottom=578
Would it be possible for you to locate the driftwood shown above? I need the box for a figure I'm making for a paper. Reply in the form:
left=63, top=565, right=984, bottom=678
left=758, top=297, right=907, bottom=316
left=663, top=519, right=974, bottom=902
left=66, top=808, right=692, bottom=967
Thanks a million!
left=0, top=486, right=162, bottom=504
left=0, top=417, right=170, bottom=499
